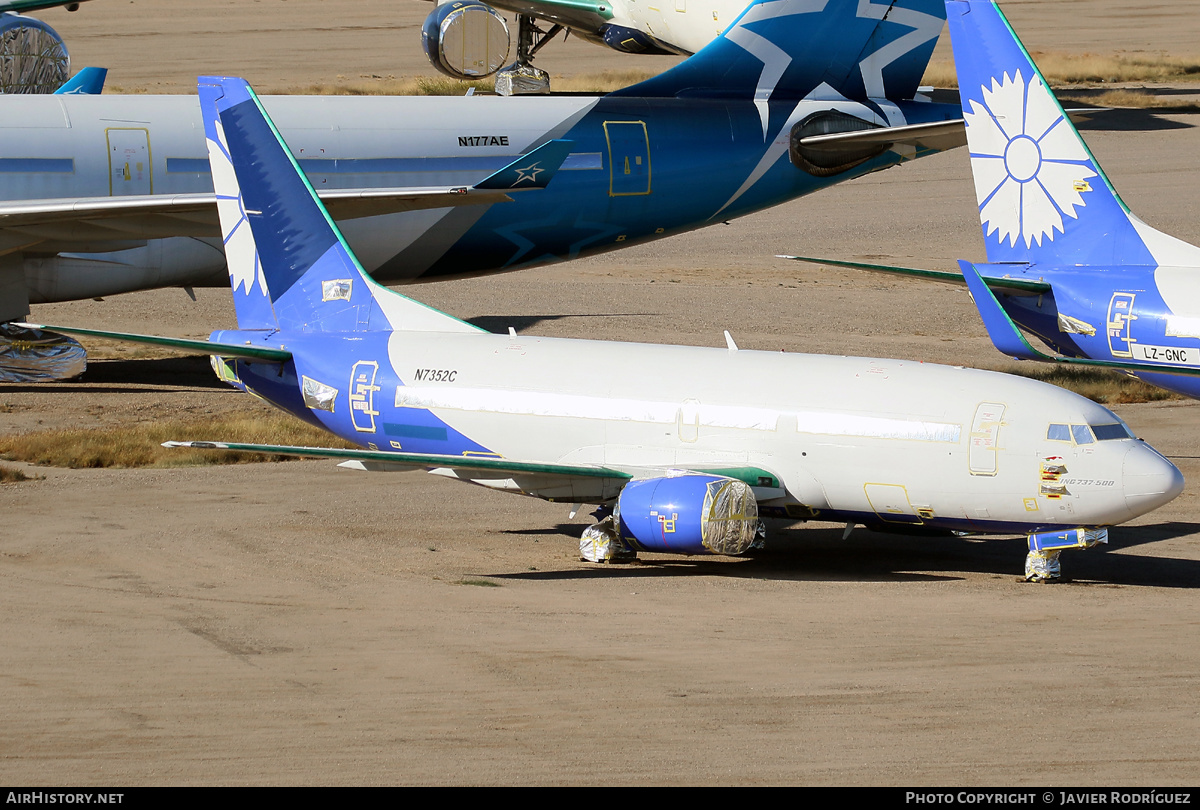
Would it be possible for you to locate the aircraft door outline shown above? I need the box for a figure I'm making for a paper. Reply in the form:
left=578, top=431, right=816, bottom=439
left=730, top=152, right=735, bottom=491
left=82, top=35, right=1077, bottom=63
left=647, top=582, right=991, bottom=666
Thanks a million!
left=968, top=401, right=1005, bottom=476
left=105, top=127, right=152, bottom=196
left=864, top=483, right=922, bottom=524
left=1107, top=292, right=1137, bottom=358
left=603, top=121, right=651, bottom=197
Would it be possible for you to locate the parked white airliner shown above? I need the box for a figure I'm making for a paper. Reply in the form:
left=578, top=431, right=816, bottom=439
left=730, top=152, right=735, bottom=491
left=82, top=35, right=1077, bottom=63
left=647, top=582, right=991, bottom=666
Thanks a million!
left=28, top=74, right=1184, bottom=582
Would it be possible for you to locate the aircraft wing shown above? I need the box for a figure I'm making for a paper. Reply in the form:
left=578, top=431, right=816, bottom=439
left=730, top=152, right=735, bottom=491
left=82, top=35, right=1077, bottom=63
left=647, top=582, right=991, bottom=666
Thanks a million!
left=0, top=139, right=574, bottom=247
left=959, top=260, right=1200, bottom=378
left=163, top=440, right=787, bottom=500
left=779, top=255, right=1052, bottom=295
left=15, top=322, right=292, bottom=362
left=164, top=441, right=635, bottom=481
left=463, top=0, right=615, bottom=38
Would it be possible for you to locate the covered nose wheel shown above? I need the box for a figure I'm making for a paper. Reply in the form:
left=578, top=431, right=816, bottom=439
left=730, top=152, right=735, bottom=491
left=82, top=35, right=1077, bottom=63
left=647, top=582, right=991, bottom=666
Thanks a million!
left=1024, top=528, right=1108, bottom=582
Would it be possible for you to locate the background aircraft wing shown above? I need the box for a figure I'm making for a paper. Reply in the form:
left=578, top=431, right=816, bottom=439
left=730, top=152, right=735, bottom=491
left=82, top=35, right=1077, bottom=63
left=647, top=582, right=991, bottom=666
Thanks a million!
left=779, top=255, right=1052, bottom=295
left=0, top=140, right=573, bottom=248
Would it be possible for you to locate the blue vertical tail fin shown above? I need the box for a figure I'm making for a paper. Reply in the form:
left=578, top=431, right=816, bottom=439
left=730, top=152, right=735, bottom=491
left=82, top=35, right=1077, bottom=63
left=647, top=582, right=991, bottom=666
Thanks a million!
left=54, top=67, right=106, bottom=95
left=617, top=0, right=946, bottom=104
left=197, top=76, right=480, bottom=335
left=947, top=0, right=1200, bottom=267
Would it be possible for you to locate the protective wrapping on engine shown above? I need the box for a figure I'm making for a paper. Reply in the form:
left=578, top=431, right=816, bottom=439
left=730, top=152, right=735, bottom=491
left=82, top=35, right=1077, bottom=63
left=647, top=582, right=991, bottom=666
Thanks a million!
left=700, top=478, right=759, bottom=555
left=0, top=325, right=85, bottom=382
left=494, top=63, right=550, bottom=96
left=0, top=18, right=69, bottom=94
left=615, top=474, right=760, bottom=556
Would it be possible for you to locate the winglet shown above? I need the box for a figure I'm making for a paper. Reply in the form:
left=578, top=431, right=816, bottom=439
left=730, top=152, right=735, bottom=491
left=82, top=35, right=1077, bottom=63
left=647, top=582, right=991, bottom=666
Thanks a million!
left=54, top=67, right=107, bottom=95
left=958, top=259, right=1045, bottom=361
left=474, top=140, right=573, bottom=191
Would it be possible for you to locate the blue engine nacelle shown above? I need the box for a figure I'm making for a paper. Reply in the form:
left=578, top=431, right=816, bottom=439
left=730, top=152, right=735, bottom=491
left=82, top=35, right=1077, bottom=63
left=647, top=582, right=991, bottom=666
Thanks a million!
left=615, top=474, right=759, bottom=555
left=0, top=14, right=69, bottom=94
left=421, top=1, right=510, bottom=80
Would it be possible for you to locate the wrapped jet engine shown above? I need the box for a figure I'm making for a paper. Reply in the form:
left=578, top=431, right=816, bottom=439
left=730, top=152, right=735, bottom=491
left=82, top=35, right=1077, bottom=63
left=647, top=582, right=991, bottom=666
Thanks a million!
left=615, top=474, right=760, bottom=556
left=0, top=13, right=69, bottom=94
left=421, top=0, right=510, bottom=80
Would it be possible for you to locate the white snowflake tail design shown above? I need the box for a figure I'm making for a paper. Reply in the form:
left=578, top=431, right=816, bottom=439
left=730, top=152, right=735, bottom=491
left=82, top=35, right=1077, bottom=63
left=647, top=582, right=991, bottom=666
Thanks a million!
left=946, top=0, right=1191, bottom=267
left=199, top=77, right=278, bottom=331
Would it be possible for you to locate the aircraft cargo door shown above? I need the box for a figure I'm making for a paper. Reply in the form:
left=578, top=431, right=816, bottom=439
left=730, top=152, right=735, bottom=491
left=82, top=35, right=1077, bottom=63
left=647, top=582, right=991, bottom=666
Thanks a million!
left=604, top=121, right=651, bottom=196
left=107, top=128, right=152, bottom=195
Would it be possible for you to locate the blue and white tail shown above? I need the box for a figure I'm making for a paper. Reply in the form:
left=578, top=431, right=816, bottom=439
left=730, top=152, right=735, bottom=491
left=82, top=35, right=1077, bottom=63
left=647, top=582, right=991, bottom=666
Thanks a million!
left=948, top=0, right=1200, bottom=267
left=618, top=0, right=946, bottom=103
left=197, top=76, right=480, bottom=335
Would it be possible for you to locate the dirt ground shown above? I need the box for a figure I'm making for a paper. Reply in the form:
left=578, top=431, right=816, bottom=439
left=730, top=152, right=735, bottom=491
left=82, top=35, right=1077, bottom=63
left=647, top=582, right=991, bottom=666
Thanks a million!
left=2, top=0, right=1200, bottom=787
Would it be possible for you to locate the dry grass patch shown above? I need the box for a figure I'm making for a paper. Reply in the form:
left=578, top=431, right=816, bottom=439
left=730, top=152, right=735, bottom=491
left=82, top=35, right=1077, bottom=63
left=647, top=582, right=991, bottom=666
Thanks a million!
left=0, top=464, right=33, bottom=483
left=1057, top=89, right=1200, bottom=111
left=0, top=412, right=357, bottom=469
left=1003, top=364, right=1184, bottom=405
left=923, top=51, right=1200, bottom=89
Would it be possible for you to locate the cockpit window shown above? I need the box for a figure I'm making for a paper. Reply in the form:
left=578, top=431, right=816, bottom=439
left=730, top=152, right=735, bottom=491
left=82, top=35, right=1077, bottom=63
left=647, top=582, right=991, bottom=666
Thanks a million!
left=1071, top=424, right=1095, bottom=445
left=1047, top=424, right=1071, bottom=442
left=1092, top=423, right=1134, bottom=441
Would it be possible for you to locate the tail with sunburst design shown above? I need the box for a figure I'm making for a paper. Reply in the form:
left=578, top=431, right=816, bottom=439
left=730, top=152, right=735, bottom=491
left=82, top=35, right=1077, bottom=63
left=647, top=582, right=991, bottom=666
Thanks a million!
left=947, top=0, right=1200, bottom=268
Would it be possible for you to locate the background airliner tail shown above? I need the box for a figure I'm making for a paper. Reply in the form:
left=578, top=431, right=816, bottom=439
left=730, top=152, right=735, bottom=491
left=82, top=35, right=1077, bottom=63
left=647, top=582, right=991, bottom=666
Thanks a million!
left=617, top=0, right=946, bottom=102
left=948, top=0, right=1200, bottom=267
left=197, top=76, right=479, bottom=335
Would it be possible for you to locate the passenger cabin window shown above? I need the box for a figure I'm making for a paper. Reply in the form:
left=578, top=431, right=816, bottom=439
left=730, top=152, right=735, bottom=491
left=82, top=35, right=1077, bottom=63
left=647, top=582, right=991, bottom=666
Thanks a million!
left=1071, top=424, right=1095, bottom=445
left=1047, top=424, right=1071, bottom=442
left=1092, top=423, right=1134, bottom=441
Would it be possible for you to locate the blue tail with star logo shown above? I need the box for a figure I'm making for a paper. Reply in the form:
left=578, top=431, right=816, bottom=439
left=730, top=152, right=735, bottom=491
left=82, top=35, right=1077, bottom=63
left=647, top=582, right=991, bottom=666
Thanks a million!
left=948, top=0, right=1199, bottom=268
left=617, top=0, right=947, bottom=104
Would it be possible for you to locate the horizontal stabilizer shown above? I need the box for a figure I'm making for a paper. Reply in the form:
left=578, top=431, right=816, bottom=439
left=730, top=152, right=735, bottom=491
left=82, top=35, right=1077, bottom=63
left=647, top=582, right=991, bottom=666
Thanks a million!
left=780, top=255, right=1050, bottom=294
left=795, top=110, right=1098, bottom=157
left=799, top=119, right=967, bottom=157
left=474, top=139, right=573, bottom=190
left=957, top=261, right=1200, bottom=378
left=15, top=323, right=292, bottom=362
left=0, top=185, right=520, bottom=243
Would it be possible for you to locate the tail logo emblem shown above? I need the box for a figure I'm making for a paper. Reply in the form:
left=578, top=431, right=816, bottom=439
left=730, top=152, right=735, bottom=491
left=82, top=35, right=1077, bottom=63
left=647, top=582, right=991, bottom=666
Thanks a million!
left=349, top=360, right=381, bottom=433
left=964, top=70, right=1096, bottom=248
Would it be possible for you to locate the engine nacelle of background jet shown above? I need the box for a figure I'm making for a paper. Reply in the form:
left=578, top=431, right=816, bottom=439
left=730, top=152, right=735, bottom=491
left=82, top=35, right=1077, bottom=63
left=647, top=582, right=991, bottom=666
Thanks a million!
left=421, top=1, right=510, bottom=80
left=615, top=474, right=759, bottom=555
left=0, top=14, right=69, bottom=94
left=599, top=24, right=679, bottom=56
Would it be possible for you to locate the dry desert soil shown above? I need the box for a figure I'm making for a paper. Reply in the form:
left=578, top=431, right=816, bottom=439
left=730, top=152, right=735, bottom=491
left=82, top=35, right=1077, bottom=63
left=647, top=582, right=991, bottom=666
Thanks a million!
left=2, top=0, right=1200, bottom=787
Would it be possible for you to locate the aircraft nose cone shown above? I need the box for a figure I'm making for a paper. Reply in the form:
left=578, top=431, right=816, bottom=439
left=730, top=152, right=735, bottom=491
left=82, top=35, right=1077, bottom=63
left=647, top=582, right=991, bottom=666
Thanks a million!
left=1123, top=443, right=1184, bottom=518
